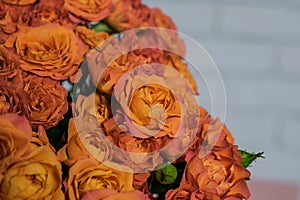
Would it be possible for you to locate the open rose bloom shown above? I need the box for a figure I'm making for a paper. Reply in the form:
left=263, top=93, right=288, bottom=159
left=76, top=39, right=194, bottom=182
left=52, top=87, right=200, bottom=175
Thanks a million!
left=0, top=0, right=261, bottom=199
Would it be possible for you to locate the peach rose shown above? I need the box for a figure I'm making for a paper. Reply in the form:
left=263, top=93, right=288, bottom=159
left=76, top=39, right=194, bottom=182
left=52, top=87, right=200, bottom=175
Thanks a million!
left=64, top=0, right=114, bottom=22
left=5, top=24, right=86, bottom=82
left=57, top=118, right=111, bottom=166
left=23, top=74, right=68, bottom=130
left=0, top=114, right=31, bottom=178
left=76, top=26, right=110, bottom=49
left=66, top=158, right=134, bottom=200
left=2, top=0, right=36, bottom=5
left=81, top=188, right=150, bottom=200
left=0, top=137, right=64, bottom=199
left=0, top=79, right=28, bottom=115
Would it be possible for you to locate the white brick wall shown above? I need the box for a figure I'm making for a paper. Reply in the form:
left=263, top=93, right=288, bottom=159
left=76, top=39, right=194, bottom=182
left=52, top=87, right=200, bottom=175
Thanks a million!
left=281, top=47, right=300, bottom=75
left=221, top=6, right=300, bottom=36
left=283, top=116, right=300, bottom=155
left=199, top=39, right=273, bottom=74
left=144, top=0, right=300, bottom=189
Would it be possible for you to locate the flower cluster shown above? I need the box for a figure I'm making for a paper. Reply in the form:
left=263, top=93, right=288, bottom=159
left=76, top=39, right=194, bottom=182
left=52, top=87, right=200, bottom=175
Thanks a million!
left=0, top=0, right=255, bottom=199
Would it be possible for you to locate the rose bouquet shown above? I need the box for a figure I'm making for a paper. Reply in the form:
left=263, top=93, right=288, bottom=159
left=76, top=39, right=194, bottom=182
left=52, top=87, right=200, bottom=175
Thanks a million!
left=0, top=0, right=263, bottom=199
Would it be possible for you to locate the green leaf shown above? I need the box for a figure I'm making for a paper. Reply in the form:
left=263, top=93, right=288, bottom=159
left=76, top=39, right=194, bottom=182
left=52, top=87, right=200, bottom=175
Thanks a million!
left=148, top=162, right=186, bottom=200
left=89, top=22, right=115, bottom=33
left=238, top=150, right=265, bottom=168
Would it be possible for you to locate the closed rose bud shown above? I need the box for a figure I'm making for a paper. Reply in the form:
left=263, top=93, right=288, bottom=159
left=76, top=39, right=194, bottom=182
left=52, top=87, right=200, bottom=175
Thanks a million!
left=155, top=163, right=178, bottom=185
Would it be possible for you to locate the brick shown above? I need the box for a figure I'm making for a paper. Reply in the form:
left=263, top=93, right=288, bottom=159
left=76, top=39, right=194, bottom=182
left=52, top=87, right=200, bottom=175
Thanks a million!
left=283, top=116, right=300, bottom=155
left=269, top=80, right=300, bottom=113
left=281, top=47, right=300, bottom=75
left=194, top=39, right=273, bottom=74
left=221, top=6, right=300, bottom=36
left=224, top=78, right=275, bottom=111
left=224, top=111, right=273, bottom=151
left=224, top=78, right=300, bottom=115
left=142, top=0, right=214, bottom=37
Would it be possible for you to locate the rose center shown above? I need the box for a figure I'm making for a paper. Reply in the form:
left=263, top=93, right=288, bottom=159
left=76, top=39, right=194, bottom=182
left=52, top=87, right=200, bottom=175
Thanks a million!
left=129, top=84, right=173, bottom=128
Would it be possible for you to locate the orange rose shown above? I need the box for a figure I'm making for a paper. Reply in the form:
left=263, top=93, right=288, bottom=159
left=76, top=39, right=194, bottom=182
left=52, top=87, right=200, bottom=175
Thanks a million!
left=76, top=26, right=110, bottom=49
left=149, top=8, right=177, bottom=30
left=0, top=79, right=28, bottom=115
left=133, top=172, right=151, bottom=193
left=198, top=117, right=235, bottom=156
left=166, top=120, right=251, bottom=200
left=105, top=123, right=166, bottom=171
left=159, top=52, right=198, bottom=94
left=81, top=188, right=150, bottom=200
left=2, top=0, right=36, bottom=5
left=0, top=3, right=30, bottom=43
left=93, top=48, right=157, bottom=94
left=0, top=45, right=22, bottom=85
left=0, top=114, right=31, bottom=178
left=166, top=152, right=250, bottom=200
left=106, top=0, right=153, bottom=32
left=0, top=140, right=64, bottom=200
left=128, top=83, right=181, bottom=138
left=5, top=24, right=86, bottom=81
left=111, top=66, right=198, bottom=139
left=23, top=74, right=68, bottom=130
left=88, top=39, right=194, bottom=95
left=57, top=118, right=111, bottom=166
left=106, top=0, right=178, bottom=32
left=64, top=0, right=114, bottom=22
left=73, top=92, right=111, bottom=129
left=66, top=158, right=134, bottom=200
left=27, top=0, right=73, bottom=27
left=186, top=114, right=235, bottom=163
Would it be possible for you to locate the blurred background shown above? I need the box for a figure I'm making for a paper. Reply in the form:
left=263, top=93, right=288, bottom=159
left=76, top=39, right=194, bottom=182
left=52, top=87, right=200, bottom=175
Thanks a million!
left=144, top=0, right=300, bottom=199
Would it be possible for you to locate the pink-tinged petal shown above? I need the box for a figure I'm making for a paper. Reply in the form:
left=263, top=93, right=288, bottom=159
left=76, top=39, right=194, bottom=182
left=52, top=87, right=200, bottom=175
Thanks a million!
left=0, top=113, right=32, bottom=140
